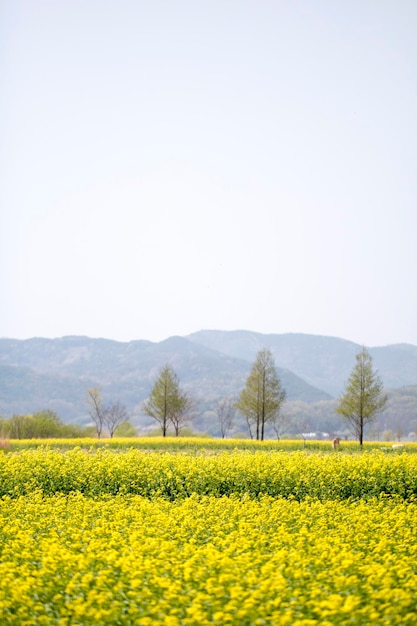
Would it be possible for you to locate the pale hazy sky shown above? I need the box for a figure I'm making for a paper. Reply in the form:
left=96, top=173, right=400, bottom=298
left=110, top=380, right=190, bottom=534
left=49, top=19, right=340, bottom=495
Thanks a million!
left=1, top=1, right=416, bottom=347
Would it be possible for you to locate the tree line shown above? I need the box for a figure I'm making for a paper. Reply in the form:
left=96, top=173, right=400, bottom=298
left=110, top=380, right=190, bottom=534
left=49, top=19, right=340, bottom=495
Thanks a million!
left=141, top=346, right=387, bottom=447
left=0, top=347, right=388, bottom=447
left=0, top=410, right=92, bottom=439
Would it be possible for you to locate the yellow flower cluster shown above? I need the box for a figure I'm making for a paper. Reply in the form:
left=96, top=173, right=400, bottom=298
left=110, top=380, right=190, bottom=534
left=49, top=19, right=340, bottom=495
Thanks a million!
left=0, top=491, right=416, bottom=625
left=1, top=447, right=417, bottom=500
left=1, top=445, right=417, bottom=624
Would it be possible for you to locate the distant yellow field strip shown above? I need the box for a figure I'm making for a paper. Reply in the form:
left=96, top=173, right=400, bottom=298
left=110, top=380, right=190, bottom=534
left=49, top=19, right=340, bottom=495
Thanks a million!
left=1, top=447, right=417, bottom=500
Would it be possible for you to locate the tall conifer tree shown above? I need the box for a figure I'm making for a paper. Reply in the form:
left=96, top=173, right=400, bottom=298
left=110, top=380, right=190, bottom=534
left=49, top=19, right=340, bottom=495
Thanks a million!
left=142, top=365, right=191, bottom=436
left=236, top=348, right=286, bottom=440
left=336, top=348, right=387, bottom=447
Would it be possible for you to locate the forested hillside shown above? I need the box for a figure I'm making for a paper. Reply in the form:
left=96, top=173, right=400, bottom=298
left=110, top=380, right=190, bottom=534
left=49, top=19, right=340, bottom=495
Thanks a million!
left=0, top=335, right=329, bottom=423
left=0, top=332, right=416, bottom=438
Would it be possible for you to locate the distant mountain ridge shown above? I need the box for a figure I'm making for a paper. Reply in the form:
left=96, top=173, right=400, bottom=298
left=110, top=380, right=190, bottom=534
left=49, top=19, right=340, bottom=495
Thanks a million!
left=0, top=334, right=330, bottom=421
left=0, top=331, right=416, bottom=427
left=187, top=330, right=417, bottom=397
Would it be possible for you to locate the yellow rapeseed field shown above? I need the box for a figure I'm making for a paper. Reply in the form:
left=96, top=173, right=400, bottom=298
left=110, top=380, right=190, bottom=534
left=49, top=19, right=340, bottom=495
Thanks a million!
left=0, top=443, right=416, bottom=624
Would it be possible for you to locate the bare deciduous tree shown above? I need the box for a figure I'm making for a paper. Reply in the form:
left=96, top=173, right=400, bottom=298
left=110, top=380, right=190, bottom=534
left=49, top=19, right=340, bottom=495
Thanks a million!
left=270, top=411, right=291, bottom=440
left=170, top=391, right=194, bottom=437
left=86, top=387, right=105, bottom=439
left=216, top=398, right=236, bottom=438
left=104, top=401, right=128, bottom=438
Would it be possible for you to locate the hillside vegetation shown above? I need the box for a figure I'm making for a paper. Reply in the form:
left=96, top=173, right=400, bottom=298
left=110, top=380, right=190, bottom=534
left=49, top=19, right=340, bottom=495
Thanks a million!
left=0, top=332, right=416, bottom=438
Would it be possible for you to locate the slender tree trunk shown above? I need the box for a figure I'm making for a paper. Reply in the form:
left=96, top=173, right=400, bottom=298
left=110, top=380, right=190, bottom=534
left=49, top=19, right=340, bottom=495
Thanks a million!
left=261, top=404, right=265, bottom=441
left=261, top=371, right=266, bottom=441
left=163, top=387, right=168, bottom=437
left=261, top=405, right=265, bottom=441
left=359, top=366, right=364, bottom=448
left=256, top=381, right=261, bottom=440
